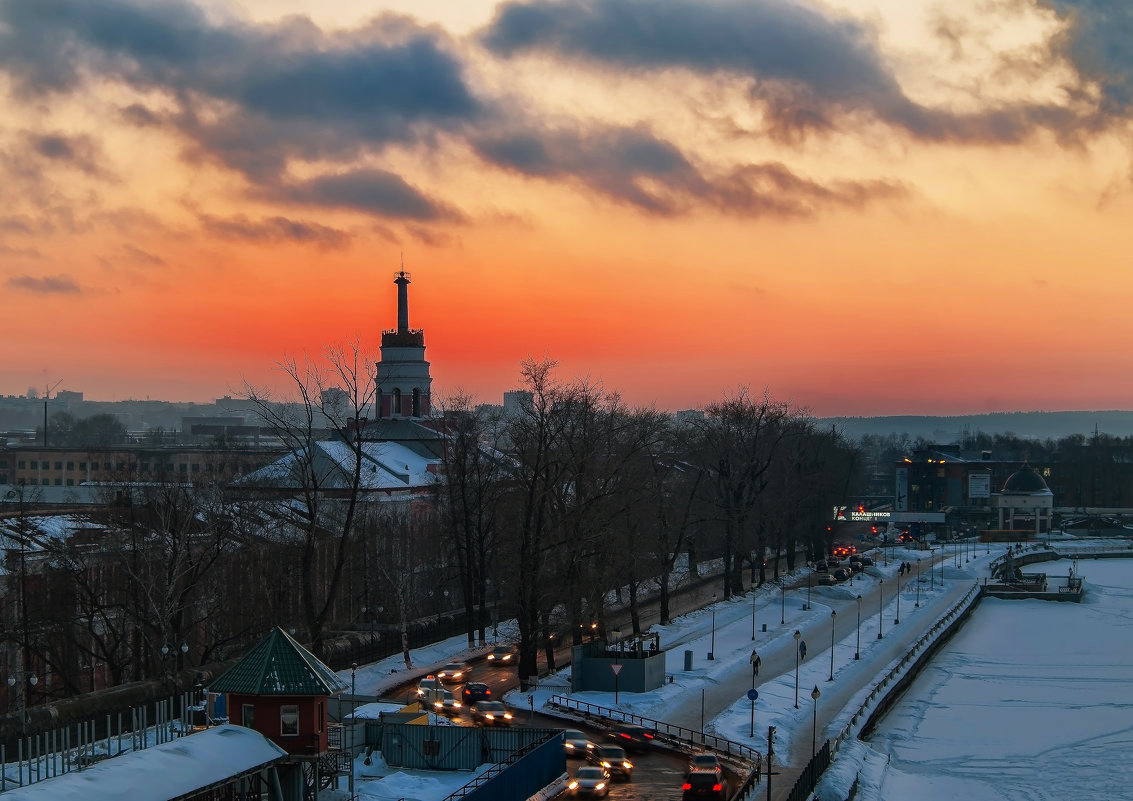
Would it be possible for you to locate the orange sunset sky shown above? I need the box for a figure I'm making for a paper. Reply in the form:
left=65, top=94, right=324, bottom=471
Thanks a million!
left=2, top=0, right=1132, bottom=417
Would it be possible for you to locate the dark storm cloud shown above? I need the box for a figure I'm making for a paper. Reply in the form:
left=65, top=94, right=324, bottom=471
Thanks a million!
left=481, top=0, right=1107, bottom=142
left=473, top=122, right=903, bottom=216
left=27, top=132, right=107, bottom=176
left=0, top=0, right=480, bottom=218
left=200, top=214, right=351, bottom=249
left=7, top=273, right=81, bottom=294
left=278, top=169, right=463, bottom=222
left=1042, top=1, right=1133, bottom=115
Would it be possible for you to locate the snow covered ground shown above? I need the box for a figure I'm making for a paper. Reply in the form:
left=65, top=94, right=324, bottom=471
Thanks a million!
left=333, top=539, right=1132, bottom=801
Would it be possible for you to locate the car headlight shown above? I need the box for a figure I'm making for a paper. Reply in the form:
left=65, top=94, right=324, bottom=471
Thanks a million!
left=595, top=783, right=605, bottom=791
left=568, top=781, right=578, bottom=790
left=622, top=761, right=632, bottom=769
left=600, top=761, right=611, bottom=768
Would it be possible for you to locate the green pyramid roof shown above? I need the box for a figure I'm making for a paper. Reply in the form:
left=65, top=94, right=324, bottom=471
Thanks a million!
left=209, top=627, right=350, bottom=696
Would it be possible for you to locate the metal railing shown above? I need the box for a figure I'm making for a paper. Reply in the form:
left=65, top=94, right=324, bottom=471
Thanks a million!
left=831, top=582, right=981, bottom=758
left=545, top=694, right=762, bottom=774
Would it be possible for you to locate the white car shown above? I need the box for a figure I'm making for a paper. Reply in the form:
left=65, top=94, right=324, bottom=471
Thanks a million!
left=436, top=662, right=468, bottom=683
left=427, top=688, right=462, bottom=715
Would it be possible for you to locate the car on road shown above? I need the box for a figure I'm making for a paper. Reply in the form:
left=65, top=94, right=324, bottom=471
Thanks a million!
left=461, top=682, right=492, bottom=705
left=416, top=676, right=442, bottom=698
left=826, top=557, right=841, bottom=568
left=588, top=745, right=633, bottom=781
left=563, top=729, right=597, bottom=759
left=833, top=566, right=853, bottom=581
left=688, top=752, right=721, bottom=774
left=436, top=662, right=468, bottom=683
left=817, top=572, right=836, bottom=586
left=472, top=700, right=513, bottom=726
left=608, top=723, right=657, bottom=753
left=859, top=555, right=875, bottom=566
left=813, top=561, right=828, bottom=573
left=682, top=770, right=729, bottom=800
left=486, top=644, right=515, bottom=663
left=426, top=688, right=462, bottom=715
left=568, top=765, right=611, bottom=798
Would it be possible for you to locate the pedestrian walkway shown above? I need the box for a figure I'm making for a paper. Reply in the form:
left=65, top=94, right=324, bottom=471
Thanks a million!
left=658, top=549, right=978, bottom=801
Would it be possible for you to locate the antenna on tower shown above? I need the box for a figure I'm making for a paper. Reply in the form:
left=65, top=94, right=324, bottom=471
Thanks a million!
left=43, top=378, right=64, bottom=448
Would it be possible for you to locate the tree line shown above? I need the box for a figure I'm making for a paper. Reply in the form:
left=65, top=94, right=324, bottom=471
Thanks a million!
left=1, top=348, right=858, bottom=714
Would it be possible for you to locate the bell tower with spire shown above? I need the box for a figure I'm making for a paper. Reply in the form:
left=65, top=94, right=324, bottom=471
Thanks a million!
left=376, top=268, right=432, bottom=418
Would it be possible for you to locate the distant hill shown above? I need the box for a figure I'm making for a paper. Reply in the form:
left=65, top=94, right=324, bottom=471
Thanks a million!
left=822, top=411, right=1133, bottom=442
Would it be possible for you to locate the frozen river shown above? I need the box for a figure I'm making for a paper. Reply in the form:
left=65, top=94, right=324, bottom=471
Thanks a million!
left=862, top=557, right=1133, bottom=800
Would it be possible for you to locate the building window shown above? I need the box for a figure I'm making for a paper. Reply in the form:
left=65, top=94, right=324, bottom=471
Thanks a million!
left=192, top=463, right=200, bottom=473
left=30, top=461, right=38, bottom=469
left=66, top=461, right=74, bottom=470
left=242, top=704, right=255, bottom=728
left=179, top=463, right=188, bottom=473
left=79, top=462, right=86, bottom=470
left=0, top=460, right=6, bottom=468
left=55, top=478, right=63, bottom=486
left=18, top=461, right=25, bottom=469
left=280, top=705, right=299, bottom=736
left=66, top=479, right=74, bottom=486
left=0, top=474, right=6, bottom=484
left=92, top=462, right=99, bottom=470
left=41, top=479, right=49, bottom=485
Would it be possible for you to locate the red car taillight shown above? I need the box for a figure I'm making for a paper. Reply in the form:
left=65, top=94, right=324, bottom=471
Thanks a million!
left=681, top=783, right=692, bottom=791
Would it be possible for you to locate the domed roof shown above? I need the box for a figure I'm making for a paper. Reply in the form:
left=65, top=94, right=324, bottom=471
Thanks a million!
left=1002, top=464, right=1049, bottom=493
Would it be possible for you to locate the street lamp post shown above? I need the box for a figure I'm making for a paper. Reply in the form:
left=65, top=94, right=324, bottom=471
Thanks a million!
left=6, top=672, right=38, bottom=734
left=894, top=576, right=901, bottom=625
left=810, top=685, right=821, bottom=758
left=855, top=595, right=862, bottom=659
left=806, top=573, right=812, bottom=611
left=709, top=594, right=717, bottom=660
left=877, top=579, right=884, bottom=639
left=751, top=587, right=757, bottom=641
left=828, top=610, right=836, bottom=681
left=349, top=662, right=357, bottom=797
left=916, top=559, right=921, bottom=607
left=793, top=630, right=802, bottom=708
left=780, top=585, right=785, bottom=625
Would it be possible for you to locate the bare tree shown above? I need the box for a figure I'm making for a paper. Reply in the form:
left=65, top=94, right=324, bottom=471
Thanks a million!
left=691, top=388, right=795, bottom=598
left=241, top=339, right=378, bottom=656
left=433, top=395, right=507, bottom=648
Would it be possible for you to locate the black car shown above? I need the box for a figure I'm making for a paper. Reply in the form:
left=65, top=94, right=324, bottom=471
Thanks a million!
left=461, top=682, right=492, bottom=704
left=682, top=770, right=728, bottom=800
left=608, top=723, right=657, bottom=753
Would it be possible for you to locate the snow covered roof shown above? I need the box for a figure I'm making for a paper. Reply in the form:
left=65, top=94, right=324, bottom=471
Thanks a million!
left=0, top=725, right=287, bottom=801
left=238, top=439, right=439, bottom=492
left=209, top=626, right=350, bottom=696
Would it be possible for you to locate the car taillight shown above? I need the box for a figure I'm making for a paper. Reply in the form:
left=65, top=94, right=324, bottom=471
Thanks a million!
left=713, top=783, right=723, bottom=791
left=643, top=731, right=654, bottom=738
left=681, top=783, right=692, bottom=791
